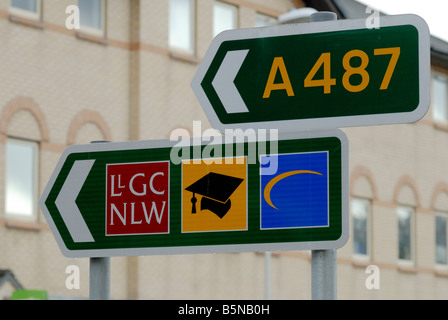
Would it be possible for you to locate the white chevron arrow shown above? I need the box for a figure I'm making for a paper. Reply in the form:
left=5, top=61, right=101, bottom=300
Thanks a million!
left=212, top=49, right=250, bottom=113
left=55, top=160, right=95, bottom=243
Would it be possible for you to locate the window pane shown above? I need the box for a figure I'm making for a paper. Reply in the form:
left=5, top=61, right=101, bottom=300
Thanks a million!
left=397, top=206, right=413, bottom=261
left=5, top=140, right=37, bottom=217
left=255, top=13, right=277, bottom=27
left=79, top=0, right=103, bottom=30
left=213, top=2, right=237, bottom=37
left=169, top=0, right=194, bottom=52
left=433, top=75, right=447, bottom=122
left=352, top=199, right=369, bottom=255
left=11, top=0, right=37, bottom=12
left=436, top=215, right=447, bottom=264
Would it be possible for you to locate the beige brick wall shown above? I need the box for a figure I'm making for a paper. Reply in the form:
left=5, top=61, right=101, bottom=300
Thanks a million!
left=342, top=111, right=448, bottom=298
left=0, top=0, right=131, bottom=299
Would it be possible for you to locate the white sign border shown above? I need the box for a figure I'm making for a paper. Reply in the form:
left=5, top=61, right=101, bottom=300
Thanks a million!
left=191, top=14, right=431, bottom=132
left=39, top=129, right=349, bottom=258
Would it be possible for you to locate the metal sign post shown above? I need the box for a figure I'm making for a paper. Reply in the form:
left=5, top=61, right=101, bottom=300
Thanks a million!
left=89, top=141, right=110, bottom=300
left=309, top=11, right=338, bottom=301
left=89, top=257, right=110, bottom=300
left=311, top=249, right=337, bottom=299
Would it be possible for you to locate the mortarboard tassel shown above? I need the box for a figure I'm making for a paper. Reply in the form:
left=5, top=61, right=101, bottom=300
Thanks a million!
left=191, top=192, right=197, bottom=213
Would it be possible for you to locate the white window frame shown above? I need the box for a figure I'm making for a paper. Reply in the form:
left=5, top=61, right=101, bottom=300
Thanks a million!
left=5, top=138, right=39, bottom=221
left=432, top=71, right=448, bottom=123
left=78, top=0, right=106, bottom=37
left=213, top=1, right=238, bottom=38
left=397, top=205, right=415, bottom=265
left=351, top=197, right=371, bottom=260
left=169, top=0, right=196, bottom=54
left=9, top=0, right=41, bottom=21
left=435, top=212, right=448, bottom=268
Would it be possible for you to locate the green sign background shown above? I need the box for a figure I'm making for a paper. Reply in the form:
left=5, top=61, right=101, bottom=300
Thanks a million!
left=41, top=131, right=348, bottom=257
left=202, top=25, right=419, bottom=125
left=191, top=15, right=430, bottom=132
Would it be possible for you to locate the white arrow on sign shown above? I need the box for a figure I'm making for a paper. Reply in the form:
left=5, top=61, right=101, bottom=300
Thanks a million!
left=211, top=49, right=249, bottom=113
left=55, top=159, right=95, bottom=243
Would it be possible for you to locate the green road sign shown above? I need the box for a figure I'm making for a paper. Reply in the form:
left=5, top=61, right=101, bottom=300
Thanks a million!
left=39, top=130, right=348, bottom=258
left=191, top=14, right=430, bottom=132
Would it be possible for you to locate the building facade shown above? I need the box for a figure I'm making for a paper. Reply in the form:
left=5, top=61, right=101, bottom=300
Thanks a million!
left=1, top=0, right=448, bottom=299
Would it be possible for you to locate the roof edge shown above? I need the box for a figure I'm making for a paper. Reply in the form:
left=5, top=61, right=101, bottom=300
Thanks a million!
left=304, top=0, right=448, bottom=69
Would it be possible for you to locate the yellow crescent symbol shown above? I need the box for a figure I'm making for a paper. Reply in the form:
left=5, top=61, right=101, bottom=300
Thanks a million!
left=263, top=170, right=322, bottom=210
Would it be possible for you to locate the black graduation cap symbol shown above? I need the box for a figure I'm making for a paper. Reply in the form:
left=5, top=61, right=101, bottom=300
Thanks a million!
left=185, top=172, right=244, bottom=219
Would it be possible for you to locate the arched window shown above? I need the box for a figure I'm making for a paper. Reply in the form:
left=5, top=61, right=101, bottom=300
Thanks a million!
left=350, top=166, right=377, bottom=260
left=67, top=110, right=112, bottom=145
left=1, top=97, right=48, bottom=222
left=431, top=183, right=448, bottom=267
left=394, top=176, right=420, bottom=265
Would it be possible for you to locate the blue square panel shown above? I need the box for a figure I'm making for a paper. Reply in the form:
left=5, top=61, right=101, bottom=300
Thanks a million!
left=260, top=152, right=329, bottom=229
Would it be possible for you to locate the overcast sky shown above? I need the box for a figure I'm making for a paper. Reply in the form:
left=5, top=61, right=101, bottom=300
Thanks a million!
left=356, top=0, right=448, bottom=41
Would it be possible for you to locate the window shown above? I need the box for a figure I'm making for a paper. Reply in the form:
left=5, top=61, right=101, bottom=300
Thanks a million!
left=169, top=0, right=195, bottom=54
left=433, top=73, right=448, bottom=123
left=9, top=0, right=40, bottom=20
left=397, top=206, right=414, bottom=263
left=436, top=213, right=448, bottom=265
left=5, top=139, right=38, bottom=219
left=213, top=1, right=237, bottom=37
left=352, top=198, right=370, bottom=257
left=78, top=0, right=105, bottom=36
left=255, top=13, right=277, bottom=27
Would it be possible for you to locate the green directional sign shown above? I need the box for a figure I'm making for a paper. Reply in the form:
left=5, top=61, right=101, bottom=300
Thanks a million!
left=39, top=130, right=348, bottom=258
left=191, top=14, right=430, bottom=132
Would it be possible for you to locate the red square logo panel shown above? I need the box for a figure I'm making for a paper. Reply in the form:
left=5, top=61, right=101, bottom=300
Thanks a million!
left=106, top=161, right=169, bottom=236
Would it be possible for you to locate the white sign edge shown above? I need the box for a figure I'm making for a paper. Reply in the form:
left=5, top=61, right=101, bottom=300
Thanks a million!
left=191, top=14, right=431, bottom=133
left=39, top=129, right=349, bottom=258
